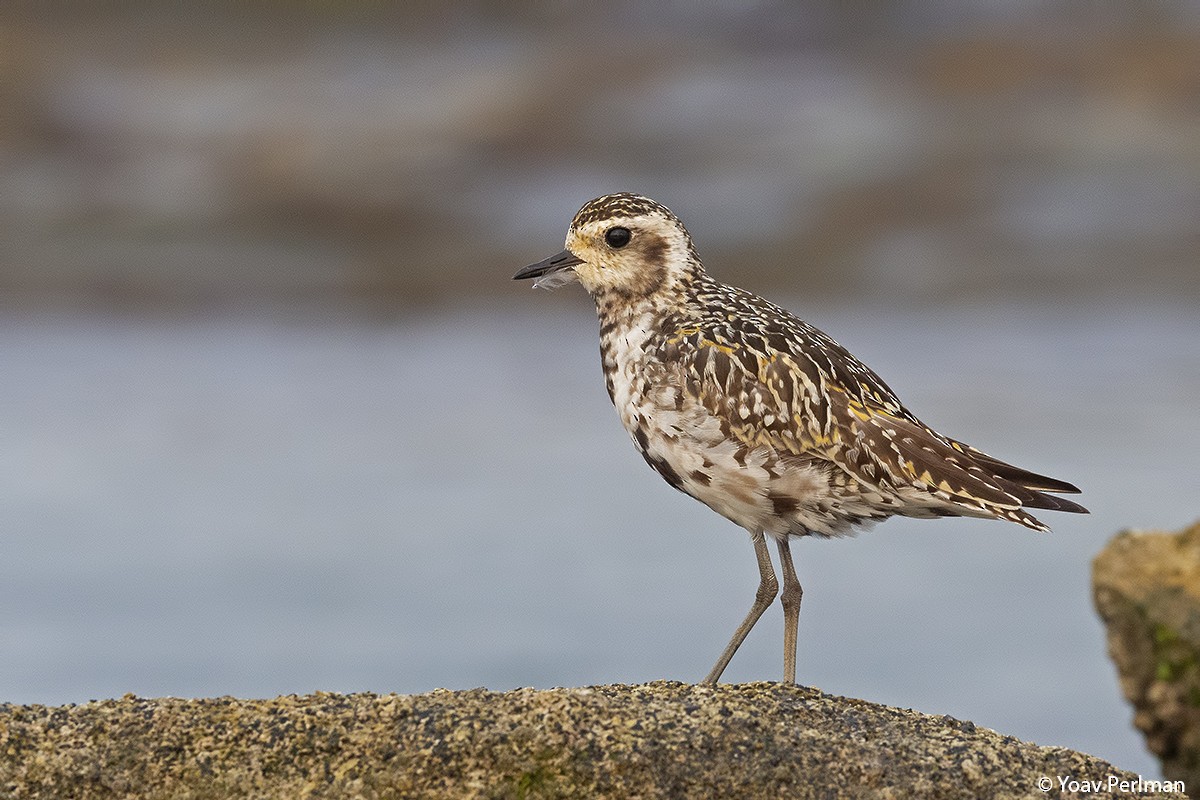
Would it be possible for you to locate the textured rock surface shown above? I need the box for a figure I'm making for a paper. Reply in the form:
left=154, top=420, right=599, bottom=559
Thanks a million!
left=0, top=682, right=1178, bottom=799
left=1094, top=520, right=1200, bottom=790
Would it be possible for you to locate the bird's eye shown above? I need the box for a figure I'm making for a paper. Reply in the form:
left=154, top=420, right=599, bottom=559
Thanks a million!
left=604, top=227, right=632, bottom=249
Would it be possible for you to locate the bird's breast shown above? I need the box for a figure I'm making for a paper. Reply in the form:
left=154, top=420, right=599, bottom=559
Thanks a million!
left=600, top=322, right=825, bottom=535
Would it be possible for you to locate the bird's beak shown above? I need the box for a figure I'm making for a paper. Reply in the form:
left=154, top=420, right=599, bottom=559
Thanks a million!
left=513, top=249, right=585, bottom=280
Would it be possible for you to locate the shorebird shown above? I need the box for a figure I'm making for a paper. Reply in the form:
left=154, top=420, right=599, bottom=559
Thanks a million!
left=514, top=192, right=1087, bottom=685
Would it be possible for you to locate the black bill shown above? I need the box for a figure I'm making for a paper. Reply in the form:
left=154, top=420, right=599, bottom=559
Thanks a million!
left=513, top=249, right=585, bottom=280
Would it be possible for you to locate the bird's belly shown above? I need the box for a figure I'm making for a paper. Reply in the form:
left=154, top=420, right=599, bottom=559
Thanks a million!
left=615, top=382, right=833, bottom=536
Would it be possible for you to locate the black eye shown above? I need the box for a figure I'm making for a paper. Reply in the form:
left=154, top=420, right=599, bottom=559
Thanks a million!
left=604, top=227, right=631, bottom=249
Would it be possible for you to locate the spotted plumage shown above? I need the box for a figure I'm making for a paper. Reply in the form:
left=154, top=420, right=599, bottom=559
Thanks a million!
left=515, top=192, right=1086, bottom=684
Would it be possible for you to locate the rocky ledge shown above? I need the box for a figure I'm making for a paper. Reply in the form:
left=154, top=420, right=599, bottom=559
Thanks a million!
left=0, top=682, right=1181, bottom=799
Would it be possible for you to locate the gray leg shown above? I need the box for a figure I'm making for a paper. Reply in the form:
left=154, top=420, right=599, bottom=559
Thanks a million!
left=776, top=536, right=803, bottom=684
left=702, top=530, right=777, bottom=685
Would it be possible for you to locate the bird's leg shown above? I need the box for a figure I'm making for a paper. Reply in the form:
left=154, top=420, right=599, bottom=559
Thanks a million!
left=776, top=536, right=803, bottom=684
left=702, top=530, right=777, bottom=685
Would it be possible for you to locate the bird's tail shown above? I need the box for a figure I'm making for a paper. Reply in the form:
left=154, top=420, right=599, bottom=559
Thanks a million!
left=946, top=437, right=1089, bottom=525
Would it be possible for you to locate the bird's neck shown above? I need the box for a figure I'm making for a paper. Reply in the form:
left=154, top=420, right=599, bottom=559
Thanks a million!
left=591, top=259, right=706, bottom=335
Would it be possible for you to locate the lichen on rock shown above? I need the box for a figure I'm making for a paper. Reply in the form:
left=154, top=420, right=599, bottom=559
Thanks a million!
left=1094, top=520, right=1200, bottom=790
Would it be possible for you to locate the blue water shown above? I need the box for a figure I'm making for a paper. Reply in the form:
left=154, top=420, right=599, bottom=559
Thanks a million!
left=2, top=298, right=1197, bottom=778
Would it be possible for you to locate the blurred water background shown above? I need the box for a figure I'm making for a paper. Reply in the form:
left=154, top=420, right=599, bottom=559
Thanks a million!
left=2, top=0, right=1199, bottom=778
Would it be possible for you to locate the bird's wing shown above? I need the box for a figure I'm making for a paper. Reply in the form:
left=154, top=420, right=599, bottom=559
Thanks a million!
left=669, top=318, right=1075, bottom=529
left=943, top=437, right=1083, bottom=494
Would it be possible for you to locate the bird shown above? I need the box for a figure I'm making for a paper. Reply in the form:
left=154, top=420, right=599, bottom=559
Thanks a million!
left=513, top=192, right=1087, bottom=685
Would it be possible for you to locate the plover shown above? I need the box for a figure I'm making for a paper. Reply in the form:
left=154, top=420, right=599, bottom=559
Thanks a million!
left=514, top=192, right=1086, bottom=685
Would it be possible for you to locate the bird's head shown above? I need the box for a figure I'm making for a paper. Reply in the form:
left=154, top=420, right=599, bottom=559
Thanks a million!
left=514, top=193, right=701, bottom=301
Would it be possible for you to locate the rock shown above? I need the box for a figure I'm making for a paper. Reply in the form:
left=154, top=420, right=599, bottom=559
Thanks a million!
left=0, top=682, right=1179, bottom=799
left=1094, top=520, right=1200, bottom=789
